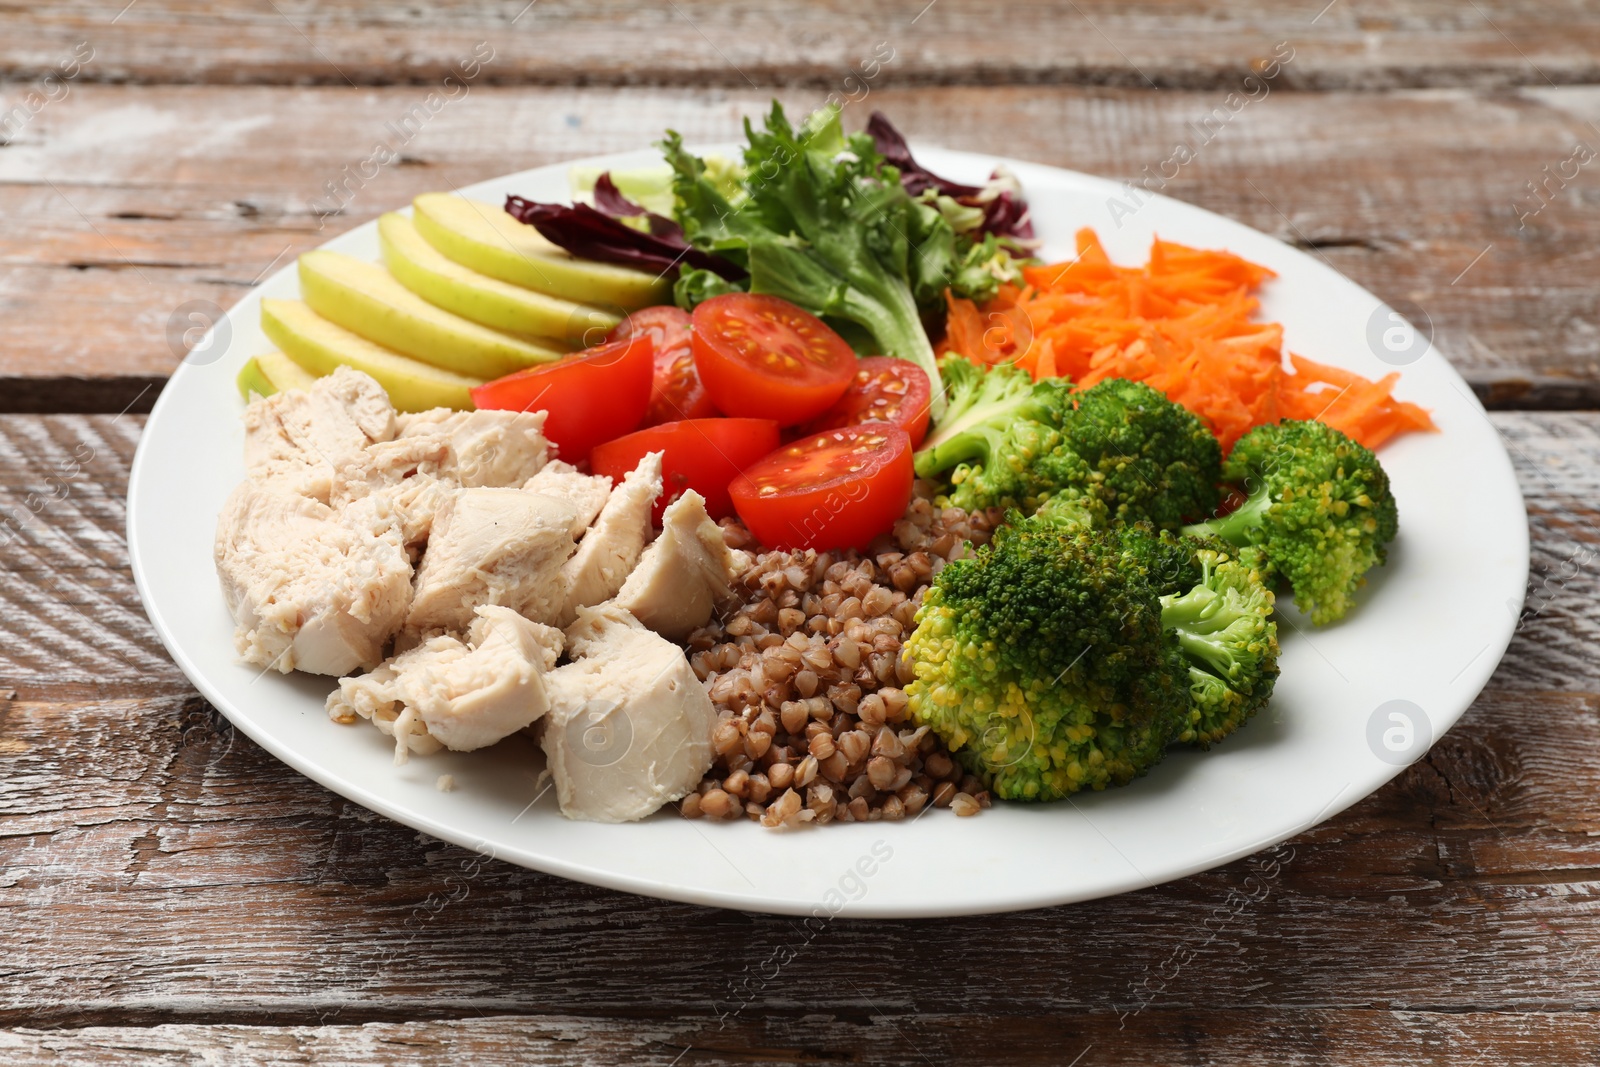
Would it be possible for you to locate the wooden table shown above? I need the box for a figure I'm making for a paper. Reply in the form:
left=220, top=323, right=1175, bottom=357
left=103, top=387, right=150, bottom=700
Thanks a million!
left=3, top=3, right=1598, bottom=1062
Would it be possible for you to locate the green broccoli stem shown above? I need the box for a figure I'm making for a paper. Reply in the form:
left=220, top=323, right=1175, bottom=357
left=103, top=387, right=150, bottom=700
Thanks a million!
left=914, top=421, right=1005, bottom=477
left=1160, top=581, right=1246, bottom=679
left=1181, top=483, right=1271, bottom=547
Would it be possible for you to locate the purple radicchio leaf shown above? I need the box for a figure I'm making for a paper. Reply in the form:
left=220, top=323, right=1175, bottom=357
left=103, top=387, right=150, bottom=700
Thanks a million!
left=503, top=195, right=744, bottom=281
left=591, top=172, right=686, bottom=241
left=865, top=111, right=1035, bottom=242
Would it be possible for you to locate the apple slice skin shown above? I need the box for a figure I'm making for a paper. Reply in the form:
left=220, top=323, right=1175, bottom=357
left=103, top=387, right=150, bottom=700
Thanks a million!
left=379, top=213, right=620, bottom=346
left=236, top=357, right=276, bottom=400
left=298, top=250, right=563, bottom=381
left=257, top=349, right=320, bottom=392
left=411, top=193, right=671, bottom=311
left=261, top=299, right=480, bottom=413
left=236, top=350, right=321, bottom=400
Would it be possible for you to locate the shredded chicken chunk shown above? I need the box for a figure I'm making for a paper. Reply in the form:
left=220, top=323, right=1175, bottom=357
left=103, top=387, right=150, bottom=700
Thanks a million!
left=403, top=487, right=578, bottom=641
left=327, top=605, right=564, bottom=763
left=540, top=604, right=716, bottom=822
left=557, top=452, right=663, bottom=626
left=242, top=366, right=395, bottom=502
left=396, top=408, right=550, bottom=488
left=523, top=461, right=613, bottom=538
left=214, top=479, right=412, bottom=676
left=613, top=490, right=737, bottom=640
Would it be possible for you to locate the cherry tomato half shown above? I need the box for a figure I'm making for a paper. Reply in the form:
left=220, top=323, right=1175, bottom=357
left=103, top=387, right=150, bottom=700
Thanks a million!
left=691, top=293, right=857, bottom=425
left=799, top=356, right=933, bottom=448
left=470, top=334, right=652, bottom=464
left=730, top=423, right=914, bottom=551
left=609, top=306, right=718, bottom=425
left=590, top=417, right=781, bottom=522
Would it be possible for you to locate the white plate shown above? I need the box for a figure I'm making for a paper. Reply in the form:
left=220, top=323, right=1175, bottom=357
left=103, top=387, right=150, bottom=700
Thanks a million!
left=127, top=144, right=1529, bottom=918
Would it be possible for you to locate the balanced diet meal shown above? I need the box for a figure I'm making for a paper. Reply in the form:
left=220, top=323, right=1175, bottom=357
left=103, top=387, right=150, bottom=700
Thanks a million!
left=216, top=104, right=1436, bottom=828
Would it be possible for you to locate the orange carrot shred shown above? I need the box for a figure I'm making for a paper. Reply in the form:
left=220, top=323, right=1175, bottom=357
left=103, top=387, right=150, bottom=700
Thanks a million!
left=955, top=230, right=1437, bottom=451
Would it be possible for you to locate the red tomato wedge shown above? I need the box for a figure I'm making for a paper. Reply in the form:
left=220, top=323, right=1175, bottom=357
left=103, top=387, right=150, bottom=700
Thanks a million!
left=691, top=293, right=857, bottom=425
left=609, top=306, right=718, bottom=425
left=799, top=356, right=933, bottom=447
left=731, top=424, right=914, bottom=551
left=590, top=418, right=780, bottom=522
left=470, top=334, right=652, bottom=464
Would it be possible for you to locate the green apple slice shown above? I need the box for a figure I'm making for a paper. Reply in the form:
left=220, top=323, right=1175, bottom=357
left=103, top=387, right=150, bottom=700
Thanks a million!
left=236, top=357, right=276, bottom=400
left=411, top=192, right=671, bottom=311
left=259, top=348, right=320, bottom=392
left=261, top=298, right=479, bottom=413
left=378, top=213, right=621, bottom=346
left=237, top=349, right=320, bottom=399
left=298, top=250, right=563, bottom=380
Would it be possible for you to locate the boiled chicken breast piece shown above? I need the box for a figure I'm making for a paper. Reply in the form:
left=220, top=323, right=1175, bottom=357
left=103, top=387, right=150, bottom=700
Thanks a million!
left=214, top=479, right=412, bottom=676
left=403, top=487, right=578, bottom=641
left=396, top=408, right=550, bottom=488
left=331, top=435, right=455, bottom=552
left=540, top=605, right=716, bottom=822
left=522, top=461, right=613, bottom=538
left=613, top=490, right=737, bottom=640
left=557, top=452, right=663, bottom=626
left=242, top=366, right=395, bottom=503
left=327, top=605, right=564, bottom=764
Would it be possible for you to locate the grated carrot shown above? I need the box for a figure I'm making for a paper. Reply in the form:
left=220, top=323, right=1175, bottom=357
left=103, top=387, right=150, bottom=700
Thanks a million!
left=941, top=228, right=1436, bottom=451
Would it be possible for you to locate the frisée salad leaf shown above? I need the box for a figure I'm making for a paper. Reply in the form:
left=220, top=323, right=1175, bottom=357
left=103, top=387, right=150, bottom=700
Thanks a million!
left=660, top=102, right=1030, bottom=418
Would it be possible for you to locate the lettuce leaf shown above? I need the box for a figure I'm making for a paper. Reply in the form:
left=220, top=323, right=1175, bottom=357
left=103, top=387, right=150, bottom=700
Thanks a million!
left=662, top=103, right=953, bottom=414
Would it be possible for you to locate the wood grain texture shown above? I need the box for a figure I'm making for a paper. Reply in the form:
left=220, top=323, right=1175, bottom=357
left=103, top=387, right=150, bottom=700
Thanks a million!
left=2, top=0, right=1599, bottom=91
left=3, top=686, right=1600, bottom=1042
left=3, top=84, right=1600, bottom=410
left=0, top=412, right=1598, bottom=1066
left=3, top=1010, right=1599, bottom=1066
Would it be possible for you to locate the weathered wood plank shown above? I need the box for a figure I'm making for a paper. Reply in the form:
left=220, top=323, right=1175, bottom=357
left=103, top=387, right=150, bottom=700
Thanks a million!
left=0, top=411, right=1597, bottom=1037
left=3, top=84, right=1598, bottom=411
left=4, top=1010, right=1599, bottom=1066
left=2, top=0, right=1598, bottom=91
left=0, top=414, right=185, bottom=694
left=3, top=684, right=1598, bottom=1029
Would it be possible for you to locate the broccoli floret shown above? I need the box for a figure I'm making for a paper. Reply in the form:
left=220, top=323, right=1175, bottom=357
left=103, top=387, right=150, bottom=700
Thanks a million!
left=905, top=521, right=1281, bottom=799
left=1111, top=525, right=1277, bottom=745
left=915, top=363, right=1225, bottom=525
left=904, top=522, right=1190, bottom=800
left=911, top=357, right=1085, bottom=513
left=945, top=420, right=1096, bottom=514
left=1061, top=379, right=1222, bottom=529
left=913, top=357, right=1070, bottom=475
left=1183, top=419, right=1398, bottom=625
left=1112, top=524, right=1204, bottom=595
left=1157, top=543, right=1279, bottom=745
left=1028, top=490, right=1109, bottom=533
